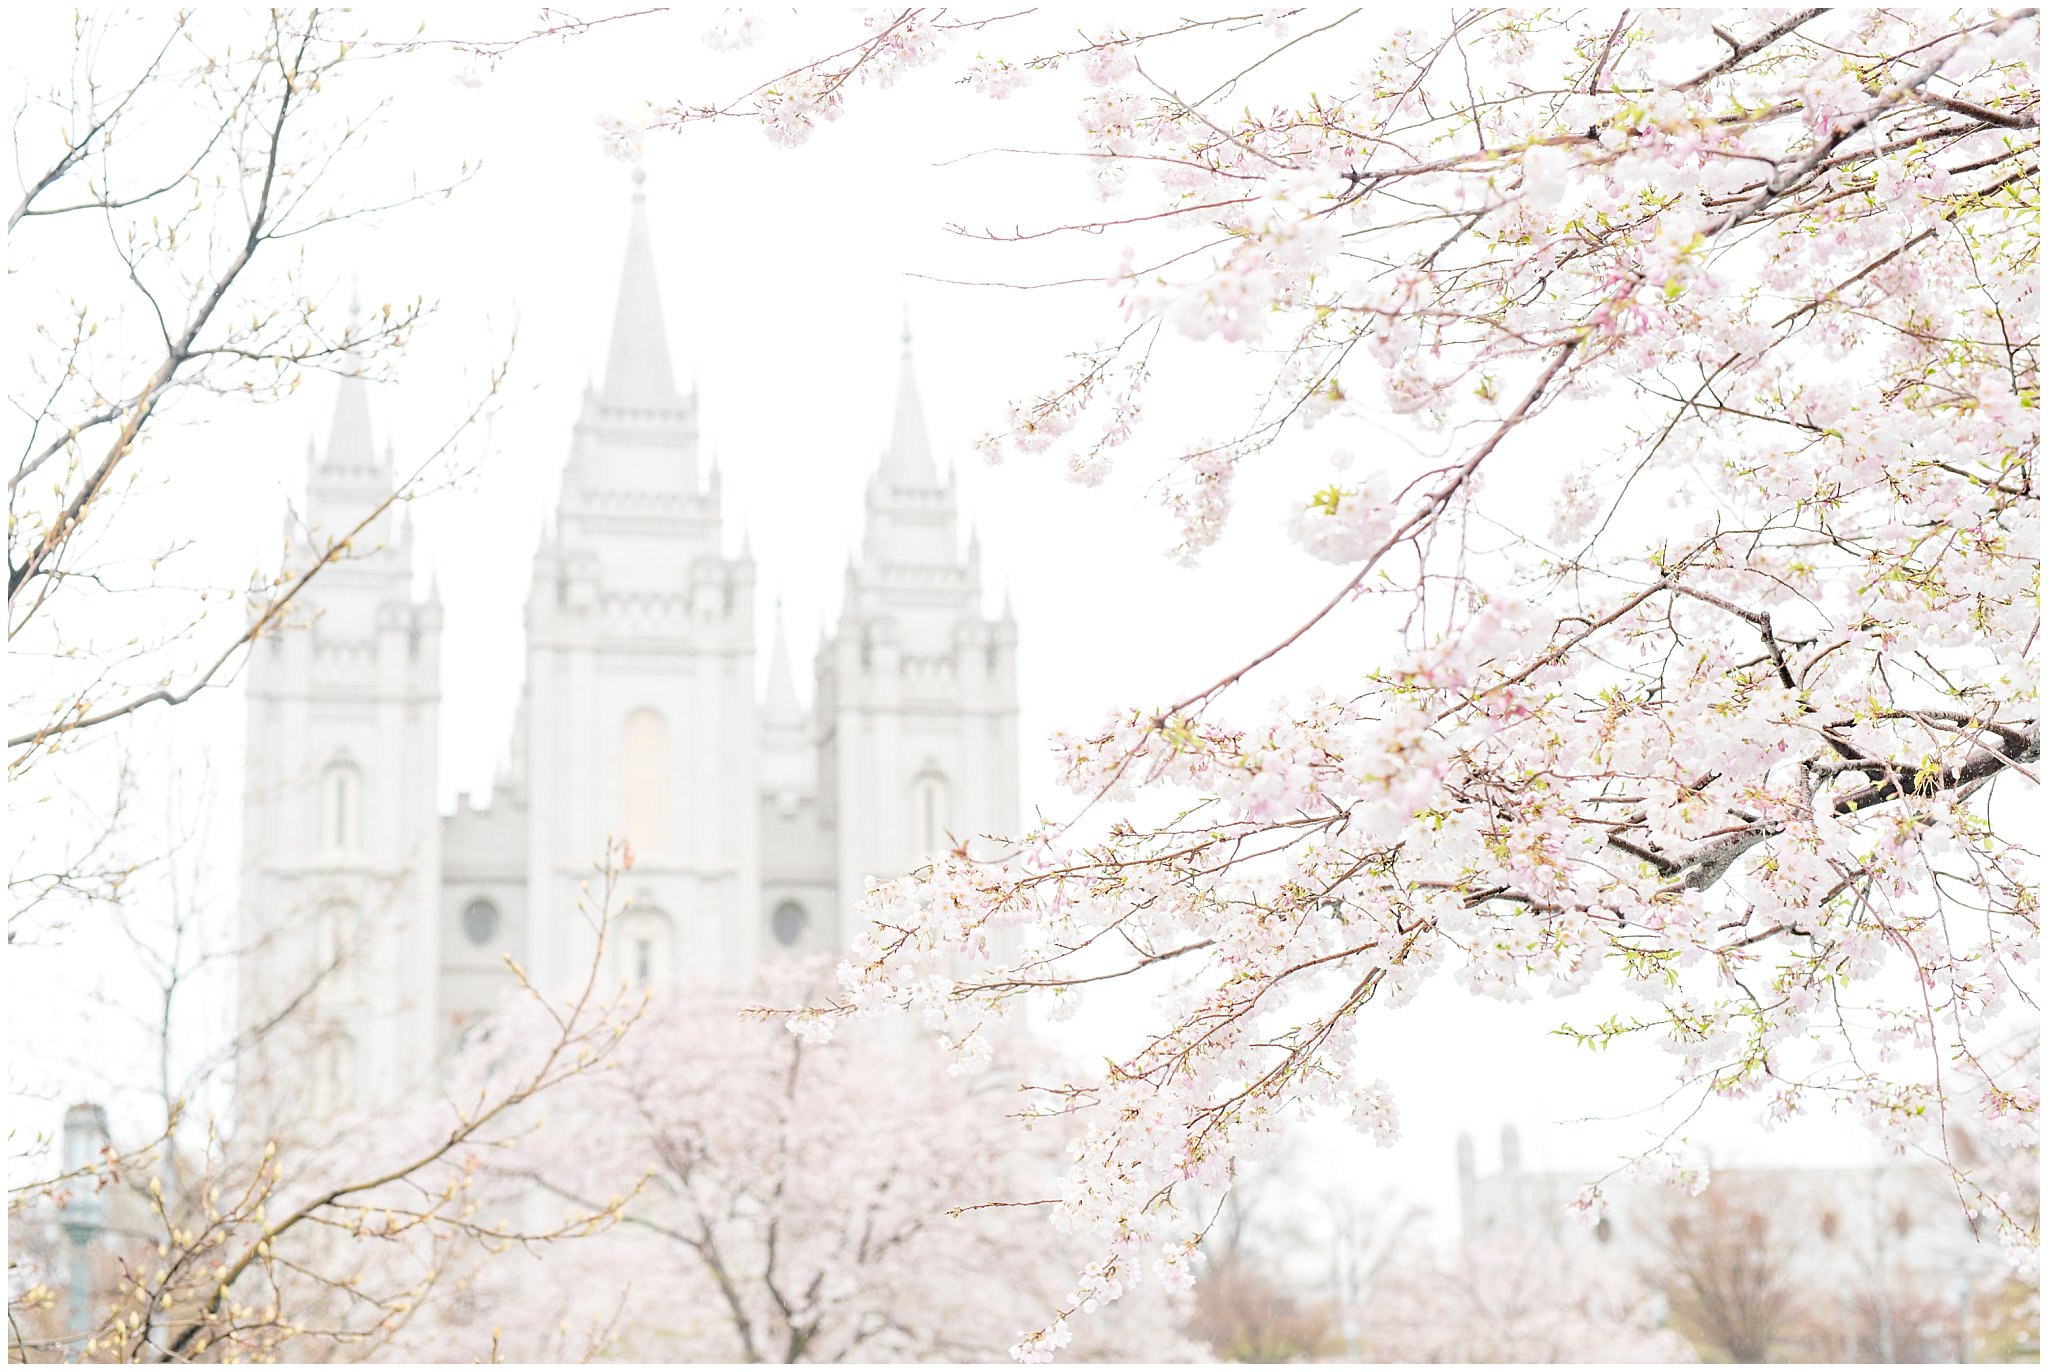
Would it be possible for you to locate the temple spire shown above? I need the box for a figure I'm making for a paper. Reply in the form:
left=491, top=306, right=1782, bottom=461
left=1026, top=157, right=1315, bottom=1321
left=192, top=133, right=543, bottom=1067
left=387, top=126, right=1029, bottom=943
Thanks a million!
left=319, top=279, right=376, bottom=470
left=324, top=371, right=375, bottom=471
left=602, top=167, right=680, bottom=408
left=764, top=597, right=803, bottom=726
left=883, top=313, right=937, bottom=487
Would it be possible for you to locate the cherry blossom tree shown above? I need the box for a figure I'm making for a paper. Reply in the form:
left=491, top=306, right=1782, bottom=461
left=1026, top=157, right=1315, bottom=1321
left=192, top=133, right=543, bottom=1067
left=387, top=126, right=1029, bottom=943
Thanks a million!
left=7, top=848, right=644, bottom=1363
left=1360, top=1231, right=1693, bottom=1362
left=399, top=967, right=1204, bottom=1363
left=642, top=9, right=2039, bottom=1358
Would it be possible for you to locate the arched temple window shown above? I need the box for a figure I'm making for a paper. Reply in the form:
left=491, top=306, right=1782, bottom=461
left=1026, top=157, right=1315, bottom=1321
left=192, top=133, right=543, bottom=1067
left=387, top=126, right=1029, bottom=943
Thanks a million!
left=320, top=759, right=364, bottom=857
left=622, top=709, right=669, bottom=856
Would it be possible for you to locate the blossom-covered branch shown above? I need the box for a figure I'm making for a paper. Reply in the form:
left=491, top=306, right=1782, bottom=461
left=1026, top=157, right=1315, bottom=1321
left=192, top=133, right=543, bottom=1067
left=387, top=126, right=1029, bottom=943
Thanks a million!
left=671, top=8, right=2036, bottom=1360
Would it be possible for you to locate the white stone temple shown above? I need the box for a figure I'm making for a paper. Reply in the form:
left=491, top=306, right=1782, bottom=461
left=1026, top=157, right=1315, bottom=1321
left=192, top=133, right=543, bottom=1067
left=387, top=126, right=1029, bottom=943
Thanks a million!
left=237, top=173, right=1020, bottom=1113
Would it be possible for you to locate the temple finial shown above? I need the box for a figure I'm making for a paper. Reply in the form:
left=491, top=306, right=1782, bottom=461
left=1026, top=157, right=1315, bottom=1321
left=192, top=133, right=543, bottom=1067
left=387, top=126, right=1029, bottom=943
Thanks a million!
left=601, top=169, right=680, bottom=407
left=882, top=315, right=937, bottom=487
left=341, top=276, right=367, bottom=380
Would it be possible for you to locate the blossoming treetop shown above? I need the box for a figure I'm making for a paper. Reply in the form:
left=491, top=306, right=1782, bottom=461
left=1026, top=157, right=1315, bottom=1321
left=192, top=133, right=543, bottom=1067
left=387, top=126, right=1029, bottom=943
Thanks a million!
left=642, top=8, right=2037, bottom=1360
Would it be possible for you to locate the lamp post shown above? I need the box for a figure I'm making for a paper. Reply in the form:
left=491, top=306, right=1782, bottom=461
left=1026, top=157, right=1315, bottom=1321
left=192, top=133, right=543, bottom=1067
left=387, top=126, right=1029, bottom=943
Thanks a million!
left=1953, top=1258, right=1974, bottom=1365
left=60, top=1102, right=109, bottom=1350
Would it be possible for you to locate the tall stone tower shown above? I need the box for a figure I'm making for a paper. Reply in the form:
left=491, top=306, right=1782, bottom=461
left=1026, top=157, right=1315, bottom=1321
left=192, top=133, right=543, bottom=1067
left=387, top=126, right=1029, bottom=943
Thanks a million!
left=518, top=168, right=760, bottom=994
left=814, top=323, right=1021, bottom=931
left=239, top=349, right=444, bottom=1120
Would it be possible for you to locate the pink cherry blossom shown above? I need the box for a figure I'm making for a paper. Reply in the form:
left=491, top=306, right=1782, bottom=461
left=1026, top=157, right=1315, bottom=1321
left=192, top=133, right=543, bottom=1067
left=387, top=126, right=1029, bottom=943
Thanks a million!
left=671, top=10, right=2042, bottom=1358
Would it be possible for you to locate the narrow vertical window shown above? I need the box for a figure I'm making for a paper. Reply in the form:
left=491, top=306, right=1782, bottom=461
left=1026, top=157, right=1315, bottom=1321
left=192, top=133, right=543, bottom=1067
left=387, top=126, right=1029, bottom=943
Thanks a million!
left=321, top=760, right=364, bottom=857
left=314, top=1033, right=356, bottom=1117
left=622, top=709, right=668, bottom=856
left=912, top=771, right=950, bottom=857
left=615, top=908, right=675, bottom=991
left=320, top=899, right=359, bottom=995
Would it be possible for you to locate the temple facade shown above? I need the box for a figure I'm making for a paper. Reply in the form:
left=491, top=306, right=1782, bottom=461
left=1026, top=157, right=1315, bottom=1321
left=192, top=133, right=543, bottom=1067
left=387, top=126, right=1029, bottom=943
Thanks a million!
left=238, top=173, right=1019, bottom=1112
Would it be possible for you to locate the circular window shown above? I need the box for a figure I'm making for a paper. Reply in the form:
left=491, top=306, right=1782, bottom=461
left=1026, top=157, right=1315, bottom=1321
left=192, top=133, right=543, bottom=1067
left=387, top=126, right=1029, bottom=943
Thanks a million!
left=771, top=900, right=807, bottom=947
left=462, top=899, right=499, bottom=947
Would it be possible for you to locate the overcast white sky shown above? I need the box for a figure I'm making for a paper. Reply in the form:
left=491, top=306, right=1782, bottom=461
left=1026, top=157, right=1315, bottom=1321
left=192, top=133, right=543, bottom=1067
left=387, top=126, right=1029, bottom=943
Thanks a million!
left=8, top=8, right=1905, bottom=1228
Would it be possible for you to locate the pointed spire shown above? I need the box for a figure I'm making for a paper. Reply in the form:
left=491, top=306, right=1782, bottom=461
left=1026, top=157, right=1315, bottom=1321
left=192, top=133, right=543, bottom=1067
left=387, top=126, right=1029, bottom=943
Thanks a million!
left=882, top=312, right=938, bottom=487
left=602, top=167, right=681, bottom=408
left=324, top=371, right=376, bottom=471
left=764, top=597, right=803, bottom=726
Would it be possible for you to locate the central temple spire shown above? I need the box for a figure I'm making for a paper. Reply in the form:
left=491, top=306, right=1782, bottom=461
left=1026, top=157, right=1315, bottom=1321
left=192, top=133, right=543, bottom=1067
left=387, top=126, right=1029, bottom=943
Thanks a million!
left=324, top=370, right=376, bottom=472
left=883, top=314, right=938, bottom=487
left=602, top=167, right=681, bottom=408
left=322, top=284, right=377, bottom=472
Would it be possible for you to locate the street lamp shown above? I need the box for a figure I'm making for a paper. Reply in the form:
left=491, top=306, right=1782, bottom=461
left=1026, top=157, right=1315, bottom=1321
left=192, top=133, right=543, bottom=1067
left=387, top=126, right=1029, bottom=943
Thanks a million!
left=1953, top=1258, right=1974, bottom=1365
left=60, top=1102, right=109, bottom=1347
